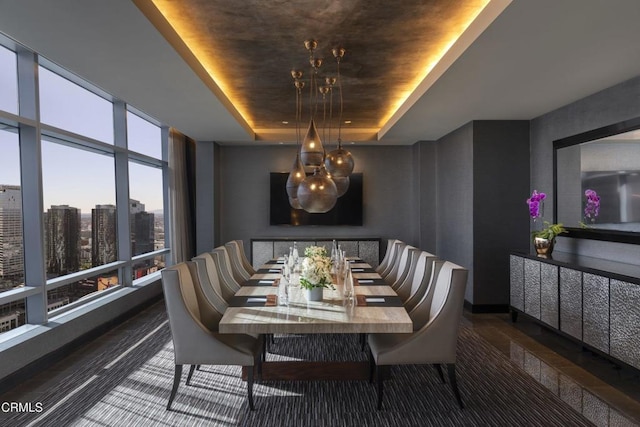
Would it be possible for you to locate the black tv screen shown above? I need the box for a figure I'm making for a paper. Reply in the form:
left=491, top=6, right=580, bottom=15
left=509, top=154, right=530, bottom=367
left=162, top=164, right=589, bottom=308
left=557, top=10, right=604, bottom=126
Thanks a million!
left=270, top=172, right=363, bottom=226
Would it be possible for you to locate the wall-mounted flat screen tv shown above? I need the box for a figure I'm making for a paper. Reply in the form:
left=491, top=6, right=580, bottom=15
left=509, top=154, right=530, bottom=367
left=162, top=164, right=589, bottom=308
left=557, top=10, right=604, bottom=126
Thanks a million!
left=270, top=172, right=363, bottom=226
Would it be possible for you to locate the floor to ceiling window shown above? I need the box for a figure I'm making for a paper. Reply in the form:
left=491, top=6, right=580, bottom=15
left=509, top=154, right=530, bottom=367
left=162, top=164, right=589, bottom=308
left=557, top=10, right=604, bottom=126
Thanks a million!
left=0, top=36, right=170, bottom=334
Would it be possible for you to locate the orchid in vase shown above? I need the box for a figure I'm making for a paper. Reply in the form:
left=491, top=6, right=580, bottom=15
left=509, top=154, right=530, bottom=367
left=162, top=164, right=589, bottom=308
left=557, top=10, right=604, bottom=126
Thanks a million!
left=526, top=189, right=566, bottom=256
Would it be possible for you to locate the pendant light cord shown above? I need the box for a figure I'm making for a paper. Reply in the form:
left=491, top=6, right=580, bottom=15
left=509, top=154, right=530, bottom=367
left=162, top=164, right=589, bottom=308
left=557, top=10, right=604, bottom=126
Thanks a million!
left=337, top=55, right=343, bottom=148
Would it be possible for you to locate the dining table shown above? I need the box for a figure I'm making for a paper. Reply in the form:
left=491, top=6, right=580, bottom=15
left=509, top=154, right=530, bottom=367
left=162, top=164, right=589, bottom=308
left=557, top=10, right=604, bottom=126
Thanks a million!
left=219, top=258, right=413, bottom=380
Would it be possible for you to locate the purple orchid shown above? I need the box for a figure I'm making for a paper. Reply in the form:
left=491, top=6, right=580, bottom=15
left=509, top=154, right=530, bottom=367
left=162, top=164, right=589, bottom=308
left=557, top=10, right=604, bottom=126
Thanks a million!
left=584, top=189, right=600, bottom=221
left=526, top=190, right=546, bottom=220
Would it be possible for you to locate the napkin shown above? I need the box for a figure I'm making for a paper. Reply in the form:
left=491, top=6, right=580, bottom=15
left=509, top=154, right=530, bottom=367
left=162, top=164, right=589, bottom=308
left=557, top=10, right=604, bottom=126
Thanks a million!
left=258, top=278, right=280, bottom=287
left=351, top=268, right=364, bottom=272
left=356, top=295, right=386, bottom=306
left=268, top=268, right=281, bottom=273
left=356, top=279, right=374, bottom=285
left=246, top=295, right=278, bottom=306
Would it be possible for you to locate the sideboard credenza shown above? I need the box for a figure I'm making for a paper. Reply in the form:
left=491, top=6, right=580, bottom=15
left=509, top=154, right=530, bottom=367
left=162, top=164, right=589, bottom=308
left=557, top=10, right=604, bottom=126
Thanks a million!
left=510, top=251, right=640, bottom=371
left=251, top=238, right=381, bottom=270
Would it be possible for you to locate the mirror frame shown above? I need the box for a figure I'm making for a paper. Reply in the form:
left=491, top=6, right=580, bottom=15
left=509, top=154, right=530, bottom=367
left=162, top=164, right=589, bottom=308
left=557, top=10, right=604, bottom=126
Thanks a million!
left=553, top=116, right=640, bottom=245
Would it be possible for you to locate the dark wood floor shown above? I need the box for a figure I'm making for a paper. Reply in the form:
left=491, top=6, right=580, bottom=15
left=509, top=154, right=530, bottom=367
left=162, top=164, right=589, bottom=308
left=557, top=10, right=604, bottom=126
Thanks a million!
left=467, top=311, right=640, bottom=425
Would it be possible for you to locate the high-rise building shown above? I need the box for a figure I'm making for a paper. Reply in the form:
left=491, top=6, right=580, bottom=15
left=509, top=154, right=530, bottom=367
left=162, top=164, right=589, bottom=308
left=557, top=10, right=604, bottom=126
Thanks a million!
left=133, top=211, right=155, bottom=256
left=44, top=205, right=80, bottom=276
left=129, top=199, right=154, bottom=256
left=0, top=185, right=23, bottom=286
left=92, top=204, right=117, bottom=266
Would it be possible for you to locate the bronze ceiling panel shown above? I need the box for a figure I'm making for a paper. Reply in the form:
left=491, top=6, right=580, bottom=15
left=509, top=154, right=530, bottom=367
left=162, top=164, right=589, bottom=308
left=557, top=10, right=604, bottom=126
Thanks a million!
left=142, top=0, right=489, bottom=140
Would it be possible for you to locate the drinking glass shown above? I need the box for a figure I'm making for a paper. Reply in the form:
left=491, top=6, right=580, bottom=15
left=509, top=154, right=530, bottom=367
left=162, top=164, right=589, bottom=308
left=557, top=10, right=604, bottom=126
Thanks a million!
left=279, top=277, right=289, bottom=306
left=343, top=259, right=354, bottom=302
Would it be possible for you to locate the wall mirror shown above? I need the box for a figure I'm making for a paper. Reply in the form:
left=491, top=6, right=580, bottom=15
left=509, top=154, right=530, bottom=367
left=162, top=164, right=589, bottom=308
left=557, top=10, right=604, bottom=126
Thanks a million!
left=554, top=116, right=640, bottom=244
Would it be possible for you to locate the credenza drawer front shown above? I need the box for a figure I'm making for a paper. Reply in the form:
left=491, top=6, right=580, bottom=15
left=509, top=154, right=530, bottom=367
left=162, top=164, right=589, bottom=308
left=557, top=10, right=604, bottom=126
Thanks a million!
left=510, top=255, right=524, bottom=311
left=252, top=241, right=274, bottom=269
left=524, top=258, right=541, bottom=319
left=560, top=267, right=582, bottom=340
left=358, top=241, right=380, bottom=268
left=582, top=273, right=610, bottom=354
left=540, top=263, right=559, bottom=329
left=273, top=241, right=291, bottom=259
left=337, top=240, right=358, bottom=258
left=610, top=280, right=640, bottom=370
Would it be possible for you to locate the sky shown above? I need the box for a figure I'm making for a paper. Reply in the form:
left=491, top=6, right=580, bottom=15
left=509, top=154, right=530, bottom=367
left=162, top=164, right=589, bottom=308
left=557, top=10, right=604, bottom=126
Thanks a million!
left=0, top=47, right=164, bottom=213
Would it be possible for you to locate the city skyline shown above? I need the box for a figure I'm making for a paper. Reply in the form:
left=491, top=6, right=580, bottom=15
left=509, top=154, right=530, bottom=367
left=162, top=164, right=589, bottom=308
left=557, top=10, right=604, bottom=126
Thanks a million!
left=0, top=45, right=166, bottom=333
left=0, top=133, right=164, bottom=212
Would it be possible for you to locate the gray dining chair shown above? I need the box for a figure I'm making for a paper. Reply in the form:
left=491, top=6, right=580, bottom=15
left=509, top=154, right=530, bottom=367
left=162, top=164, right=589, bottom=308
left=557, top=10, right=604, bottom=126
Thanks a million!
left=380, top=241, right=405, bottom=279
left=396, top=251, right=438, bottom=310
left=368, top=261, right=468, bottom=410
left=385, top=245, right=417, bottom=288
left=225, top=240, right=253, bottom=282
left=230, top=239, right=257, bottom=276
left=192, top=252, right=230, bottom=312
left=211, top=247, right=242, bottom=301
left=161, top=262, right=263, bottom=411
left=375, top=239, right=400, bottom=274
left=407, top=259, right=445, bottom=330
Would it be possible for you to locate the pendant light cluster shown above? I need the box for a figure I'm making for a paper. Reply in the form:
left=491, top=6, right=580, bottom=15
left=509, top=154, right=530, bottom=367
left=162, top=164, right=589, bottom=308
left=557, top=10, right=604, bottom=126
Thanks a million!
left=286, top=39, right=355, bottom=214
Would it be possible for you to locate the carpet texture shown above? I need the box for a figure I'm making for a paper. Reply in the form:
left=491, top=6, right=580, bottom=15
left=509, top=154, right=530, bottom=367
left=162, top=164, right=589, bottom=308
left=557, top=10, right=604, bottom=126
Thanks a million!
left=0, top=302, right=610, bottom=426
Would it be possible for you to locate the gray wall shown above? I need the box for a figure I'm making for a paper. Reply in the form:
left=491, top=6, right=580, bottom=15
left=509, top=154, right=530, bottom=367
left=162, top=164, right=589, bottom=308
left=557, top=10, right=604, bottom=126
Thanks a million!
left=208, top=145, right=418, bottom=258
left=531, top=75, right=640, bottom=263
left=413, top=141, right=437, bottom=254
left=472, top=121, right=530, bottom=306
left=436, top=122, right=475, bottom=301
left=433, top=120, right=530, bottom=307
left=195, top=140, right=216, bottom=254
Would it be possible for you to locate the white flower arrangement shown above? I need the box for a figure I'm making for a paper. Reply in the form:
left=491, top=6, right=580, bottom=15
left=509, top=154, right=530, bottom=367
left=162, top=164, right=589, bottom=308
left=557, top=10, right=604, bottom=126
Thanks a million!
left=304, top=245, right=328, bottom=258
left=299, top=247, right=334, bottom=290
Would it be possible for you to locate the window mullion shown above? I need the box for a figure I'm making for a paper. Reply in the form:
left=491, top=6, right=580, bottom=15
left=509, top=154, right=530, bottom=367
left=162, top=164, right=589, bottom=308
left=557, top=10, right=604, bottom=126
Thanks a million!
left=161, top=126, right=171, bottom=267
left=113, top=101, right=132, bottom=286
left=17, top=49, right=47, bottom=324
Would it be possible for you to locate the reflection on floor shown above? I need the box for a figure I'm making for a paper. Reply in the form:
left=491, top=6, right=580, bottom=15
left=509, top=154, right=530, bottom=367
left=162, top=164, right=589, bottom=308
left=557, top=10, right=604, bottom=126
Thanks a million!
left=466, top=311, right=640, bottom=426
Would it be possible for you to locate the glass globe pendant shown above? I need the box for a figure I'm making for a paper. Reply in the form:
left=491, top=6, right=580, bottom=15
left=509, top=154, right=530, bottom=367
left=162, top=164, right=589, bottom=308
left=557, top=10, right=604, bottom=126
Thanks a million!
left=320, top=164, right=349, bottom=197
left=333, top=175, right=350, bottom=197
left=324, top=46, right=354, bottom=178
left=325, top=140, right=354, bottom=177
left=288, top=196, right=302, bottom=210
left=300, top=118, right=324, bottom=167
left=297, top=167, right=338, bottom=213
left=286, top=151, right=306, bottom=208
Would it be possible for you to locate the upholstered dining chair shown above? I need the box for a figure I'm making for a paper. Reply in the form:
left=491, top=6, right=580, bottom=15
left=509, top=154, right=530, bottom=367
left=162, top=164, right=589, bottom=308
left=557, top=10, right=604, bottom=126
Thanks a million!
left=379, top=241, right=406, bottom=280
left=225, top=240, right=253, bottom=283
left=395, top=251, right=439, bottom=309
left=211, top=247, right=242, bottom=301
left=407, top=259, right=445, bottom=330
left=385, top=245, right=418, bottom=289
left=192, top=252, right=230, bottom=312
left=375, top=239, right=400, bottom=274
left=368, top=261, right=468, bottom=410
left=228, top=240, right=257, bottom=276
left=161, top=262, right=263, bottom=411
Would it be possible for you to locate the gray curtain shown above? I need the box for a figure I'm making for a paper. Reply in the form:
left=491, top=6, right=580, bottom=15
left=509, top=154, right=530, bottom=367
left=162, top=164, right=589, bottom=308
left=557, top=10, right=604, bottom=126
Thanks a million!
left=168, top=129, right=196, bottom=263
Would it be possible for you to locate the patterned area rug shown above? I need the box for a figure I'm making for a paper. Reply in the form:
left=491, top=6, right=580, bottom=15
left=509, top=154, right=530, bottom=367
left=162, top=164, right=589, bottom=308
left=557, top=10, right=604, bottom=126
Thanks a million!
left=0, top=302, right=606, bottom=426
